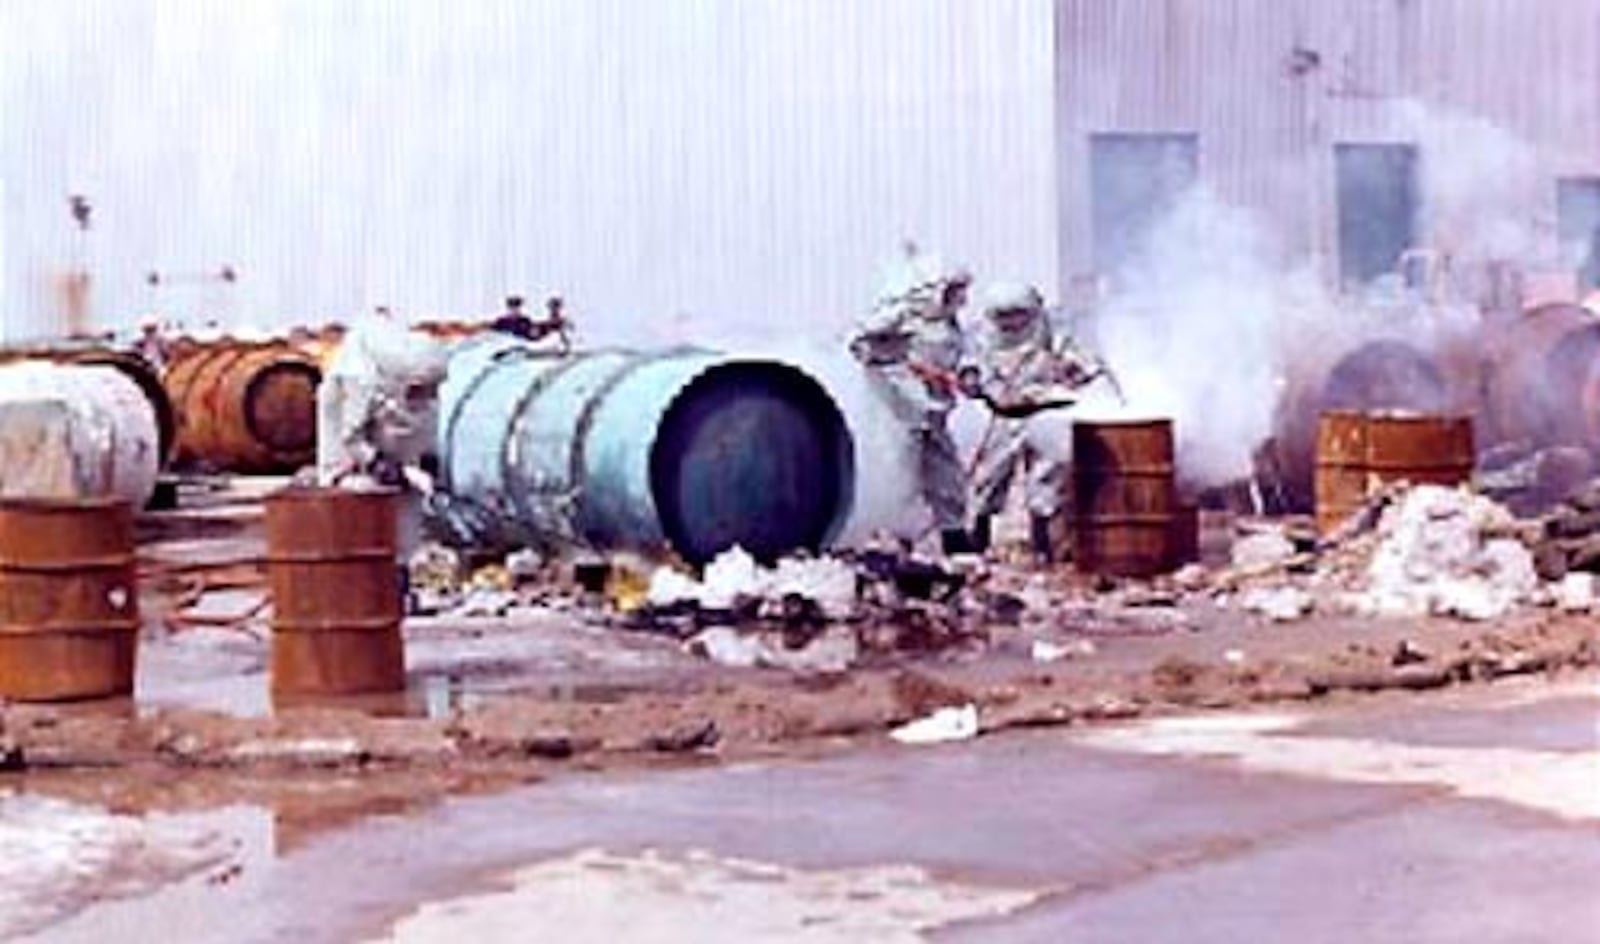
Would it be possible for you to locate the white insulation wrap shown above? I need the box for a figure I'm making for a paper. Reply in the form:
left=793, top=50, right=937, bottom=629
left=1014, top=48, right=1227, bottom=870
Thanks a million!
left=0, top=362, right=160, bottom=507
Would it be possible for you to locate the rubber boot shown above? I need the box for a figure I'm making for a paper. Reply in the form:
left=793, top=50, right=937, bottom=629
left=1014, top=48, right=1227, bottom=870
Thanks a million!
left=969, top=514, right=993, bottom=554
left=940, top=527, right=974, bottom=556
left=1029, top=514, right=1056, bottom=565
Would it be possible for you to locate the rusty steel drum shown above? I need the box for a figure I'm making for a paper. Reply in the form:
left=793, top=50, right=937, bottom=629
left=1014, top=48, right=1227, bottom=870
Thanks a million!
left=1168, top=500, right=1201, bottom=569
left=415, top=319, right=485, bottom=342
left=1314, top=411, right=1475, bottom=535
left=266, top=487, right=403, bottom=696
left=1072, top=420, right=1178, bottom=577
left=165, top=342, right=322, bottom=473
left=0, top=498, right=138, bottom=701
left=1481, top=303, right=1600, bottom=449
left=1273, top=339, right=1456, bottom=513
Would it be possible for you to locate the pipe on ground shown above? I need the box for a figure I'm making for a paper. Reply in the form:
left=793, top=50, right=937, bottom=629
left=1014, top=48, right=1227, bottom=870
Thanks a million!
left=438, top=335, right=855, bottom=564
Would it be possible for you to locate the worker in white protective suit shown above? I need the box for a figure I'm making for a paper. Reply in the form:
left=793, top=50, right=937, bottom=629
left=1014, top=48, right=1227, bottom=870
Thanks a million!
left=848, top=249, right=973, bottom=549
left=962, top=281, right=1105, bottom=563
left=316, top=311, right=450, bottom=605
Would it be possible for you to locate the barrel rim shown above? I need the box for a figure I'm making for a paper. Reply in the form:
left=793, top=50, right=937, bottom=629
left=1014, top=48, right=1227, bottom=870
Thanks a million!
left=1071, top=417, right=1174, bottom=431
left=0, top=496, right=132, bottom=512
left=267, top=485, right=402, bottom=504
left=648, top=357, right=855, bottom=564
left=241, top=355, right=323, bottom=454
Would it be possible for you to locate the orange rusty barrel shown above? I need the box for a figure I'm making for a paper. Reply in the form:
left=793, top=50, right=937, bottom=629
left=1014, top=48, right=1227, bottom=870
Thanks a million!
left=1072, top=420, right=1178, bottom=577
left=1481, top=302, right=1600, bottom=450
left=1168, top=500, right=1200, bottom=569
left=266, top=487, right=403, bottom=696
left=165, top=342, right=322, bottom=473
left=1274, top=338, right=1456, bottom=513
left=415, top=319, right=484, bottom=342
left=0, top=498, right=138, bottom=701
left=1314, top=411, right=1475, bottom=535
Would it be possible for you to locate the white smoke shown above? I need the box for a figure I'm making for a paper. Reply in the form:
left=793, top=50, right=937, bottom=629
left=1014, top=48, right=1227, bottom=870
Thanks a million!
left=1079, top=187, right=1285, bottom=487
left=1389, top=99, right=1544, bottom=267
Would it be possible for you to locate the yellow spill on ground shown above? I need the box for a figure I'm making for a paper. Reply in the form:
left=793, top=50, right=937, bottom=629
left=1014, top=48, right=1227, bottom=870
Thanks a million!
left=373, top=848, right=1041, bottom=943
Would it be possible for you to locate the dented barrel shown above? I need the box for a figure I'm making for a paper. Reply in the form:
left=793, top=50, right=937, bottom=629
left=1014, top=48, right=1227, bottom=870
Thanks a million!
left=165, top=343, right=322, bottom=473
left=1481, top=303, right=1600, bottom=449
left=439, top=335, right=855, bottom=564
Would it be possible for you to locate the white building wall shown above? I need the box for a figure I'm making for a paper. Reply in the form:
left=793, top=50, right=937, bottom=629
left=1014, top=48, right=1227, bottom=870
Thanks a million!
left=1056, top=0, right=1600, bottom=287
left=0, top=0, right=1058, bottom=343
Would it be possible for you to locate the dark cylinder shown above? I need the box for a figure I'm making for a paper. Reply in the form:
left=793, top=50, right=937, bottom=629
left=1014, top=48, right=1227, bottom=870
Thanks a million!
left=1315, top=411, right=1475, bottom=535
left=440, top=337, right=855, bottom=564
left=266, top=488, right=404, bottom=696
left=0, top=498, right=138, bottom=701
left=166, top=342, right=322, bottom=473
left=1072, top=419, right=1178, bottom=577
left=1481, top=302, right=1600, bottom=450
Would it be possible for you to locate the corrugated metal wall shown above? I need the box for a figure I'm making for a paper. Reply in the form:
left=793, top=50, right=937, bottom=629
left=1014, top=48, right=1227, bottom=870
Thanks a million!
left=1057, top=0, right=1600, bottom=286
left=0, top=0, right=1058, bottom=343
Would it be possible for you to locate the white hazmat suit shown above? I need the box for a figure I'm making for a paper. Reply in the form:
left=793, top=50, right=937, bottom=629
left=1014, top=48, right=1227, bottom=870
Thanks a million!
left=316, top=312, right=450, bottom=560
left=967, top=282, right=1103, bottom=560
left=848, top=253, right=972, bottom=537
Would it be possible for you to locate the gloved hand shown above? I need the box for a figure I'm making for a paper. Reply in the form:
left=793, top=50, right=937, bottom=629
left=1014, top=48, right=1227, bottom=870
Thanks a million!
left=370, top=455, right=404, bottom=488
left=956, top=365, right=983, bottom=399
left=401, top=464, right=435, bottom=495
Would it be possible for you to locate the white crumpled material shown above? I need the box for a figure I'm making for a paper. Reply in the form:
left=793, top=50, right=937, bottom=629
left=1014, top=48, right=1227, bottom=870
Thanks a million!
left=1239, top=584, right=1315, bottom=622
left=890, top=704, right=979, bottom=745
left=1348, top=486, right=1536, bottom=621
left=647, top=546, right=859, bottom=620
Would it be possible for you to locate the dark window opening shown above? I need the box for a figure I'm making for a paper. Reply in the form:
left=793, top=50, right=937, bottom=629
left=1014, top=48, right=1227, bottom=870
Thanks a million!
left=1089, top=132, right=1199, bottom=275
left=1335, top=143, right=1419, bottom=288
left=1557, top=177, right=1600, bottom=291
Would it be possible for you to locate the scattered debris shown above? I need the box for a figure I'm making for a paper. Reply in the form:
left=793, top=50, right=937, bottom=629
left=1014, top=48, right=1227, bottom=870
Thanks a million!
left=1352, top=487, right=1536, bottom=621
left=1238, top=584, right=1314, bottom=622
left=889, top=704, right=979, bottom=745
left=1230, top=527, right=1296, bottom=570
left=1030, top=638, right=1096, bottom=663
left=645, top=720, right=720, bottom=753
left=1555, top=572, right=1595, bottom=613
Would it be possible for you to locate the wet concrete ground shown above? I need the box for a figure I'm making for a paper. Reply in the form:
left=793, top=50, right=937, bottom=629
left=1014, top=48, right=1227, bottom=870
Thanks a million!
left=19, top=672, right=1598, bottom=943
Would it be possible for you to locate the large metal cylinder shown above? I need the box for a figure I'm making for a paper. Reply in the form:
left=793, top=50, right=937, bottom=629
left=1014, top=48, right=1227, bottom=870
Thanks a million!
left=439, top=336, right=855, bottom=564
left=165, top=342, right=322, bottom=473
left=0, top=347, right=176, bottom=464
left=0, top=362, right=162, bottom=507
left=1481, top=303, right=1600, bottom=449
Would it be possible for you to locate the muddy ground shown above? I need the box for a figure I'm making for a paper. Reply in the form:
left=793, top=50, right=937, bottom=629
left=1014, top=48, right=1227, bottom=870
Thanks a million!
left=2, top=481, right=1594, bottom=845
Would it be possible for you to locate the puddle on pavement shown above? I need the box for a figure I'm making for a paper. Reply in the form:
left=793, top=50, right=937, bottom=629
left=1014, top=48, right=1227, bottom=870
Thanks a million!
left=129, top=666, right=647, bottom=724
